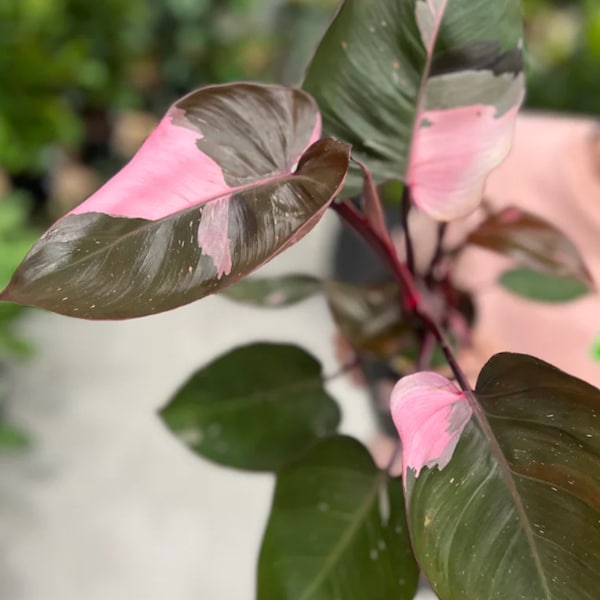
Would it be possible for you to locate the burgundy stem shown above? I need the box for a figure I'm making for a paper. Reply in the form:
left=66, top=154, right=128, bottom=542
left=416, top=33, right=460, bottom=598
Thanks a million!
left=332, top=199, right=472, bottom=393
left=400, top=187, right=416, bottom=275
left=332, top=200, right=420, bottom=312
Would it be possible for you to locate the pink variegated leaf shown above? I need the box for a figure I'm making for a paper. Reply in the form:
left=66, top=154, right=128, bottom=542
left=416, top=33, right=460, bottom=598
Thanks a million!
left=0, top=83, right=350, bottom=319
left=304, top=0, right=525, bottom=221
left=391, top=354, right=600, bottom=599
left=390, top=371, right=470, bottom=480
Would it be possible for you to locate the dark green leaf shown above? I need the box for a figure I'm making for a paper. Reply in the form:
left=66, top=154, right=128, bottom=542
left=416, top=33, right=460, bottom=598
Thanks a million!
left=499, top=268, right=590, bottom=302
left=405, top=353, right=600, bottom=599
left=220, top=274, right=322, bottom=308
left=159, top=343, right=340, bottom=472
left=257, top=435, right=419, bottom=600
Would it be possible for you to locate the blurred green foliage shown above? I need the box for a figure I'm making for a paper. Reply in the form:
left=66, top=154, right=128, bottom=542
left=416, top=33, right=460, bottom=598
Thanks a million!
left=524, top=0, right=600, bottom=113
left=0, top=192, right=38, bottom=358
left=0, top=0, right=147, bottom=173
left=0, top=0, right=336, bottom=174
left=0, top=192, right=38, bottom=450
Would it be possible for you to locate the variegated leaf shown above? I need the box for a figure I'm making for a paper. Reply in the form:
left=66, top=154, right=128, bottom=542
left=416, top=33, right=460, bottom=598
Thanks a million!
left=304, top=0, right=525, bottom=221
left=391, top=354, right=600, bottom=599
left=0, top=83, right=350, bottom=319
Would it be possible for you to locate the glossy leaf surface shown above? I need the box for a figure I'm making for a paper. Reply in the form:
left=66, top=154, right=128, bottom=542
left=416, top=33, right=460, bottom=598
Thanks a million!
left=396, top=353, right=600, bottom=599
left=1, top=83, right=350, bottom=319
left=499, top=268, right=590, bottom=303
left=160, top=343, right=340, bottom=472
left=468, top=206, right=593, bottom=285
left=257, top=436, right=419, bottom=600
left=304, top=0, right=524, bottom=220
left=220, top=274, right=322, bottom=308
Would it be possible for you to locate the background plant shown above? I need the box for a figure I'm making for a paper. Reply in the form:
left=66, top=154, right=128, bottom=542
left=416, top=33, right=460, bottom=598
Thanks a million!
left=0, top=192, right=38, bottom=450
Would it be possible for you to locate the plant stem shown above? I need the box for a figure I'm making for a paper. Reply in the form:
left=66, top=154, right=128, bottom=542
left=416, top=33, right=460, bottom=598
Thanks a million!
left=400, top=187, right=415, bottom=275
left=333, top=192, right=510, bottom=412
left=414, top=309, right=472, bottom=391
left=332, top=200, right=420, bottom=311
left=417, top=330, right=436, bottom=371
left=332, top=198, right=472, bottom=392
left=333, top=193, right=547, bottom=579
left=324, top=356, right=361, bottom=382
left=425, top=222, right=447, bottom=282
left=384, top=439, right=402, bottom=476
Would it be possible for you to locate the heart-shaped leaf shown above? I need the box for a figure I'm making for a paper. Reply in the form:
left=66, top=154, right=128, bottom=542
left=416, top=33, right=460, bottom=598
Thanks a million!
left=0, top=83, right=350, bottom=319
left=257, top=435, right=419, bottom=600
left=392, top=353, right=600, bottom=599
left=304, top=0, right=525, bottom=220
left=159, top=343, right=340, bottom=472
left=499, top=268, right=590, bottom=303
left=468, top=206, right=594, bottom=285
left=220, top=274, right=322, bottom=308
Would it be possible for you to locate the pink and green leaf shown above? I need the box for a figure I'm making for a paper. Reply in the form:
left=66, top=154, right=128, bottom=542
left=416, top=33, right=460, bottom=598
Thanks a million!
left=304, top=0, right=525, bottom=221
left=0, top=83, right=350, bottom=319
left=392, top=354, right=600, bottom=599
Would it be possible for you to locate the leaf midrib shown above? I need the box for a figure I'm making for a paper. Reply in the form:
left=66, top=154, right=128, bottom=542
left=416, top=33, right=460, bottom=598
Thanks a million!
left=297, top=473, right=381, bottom=600
left=190, top=376, right=328, bottom=416
left=29, top=172, right=320, bottom=276
left=469, top=390, right=553, bottom=597
left=404, top=0, right=449, bottom=178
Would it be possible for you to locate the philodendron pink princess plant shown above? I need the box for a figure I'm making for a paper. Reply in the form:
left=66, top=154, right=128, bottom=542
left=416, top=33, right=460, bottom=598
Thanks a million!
left=3, top=1, right=599, bottom=599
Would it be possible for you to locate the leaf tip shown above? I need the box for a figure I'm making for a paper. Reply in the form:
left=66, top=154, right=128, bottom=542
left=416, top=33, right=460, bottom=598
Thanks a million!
left=390, top=372, right=471, bottom=481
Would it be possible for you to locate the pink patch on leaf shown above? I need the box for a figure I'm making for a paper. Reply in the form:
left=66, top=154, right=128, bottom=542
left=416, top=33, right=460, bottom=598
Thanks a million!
left=309, top=112, right=322, bottom=146
left=196, top=197, right=232, bottom=277
left=69, top=98, right=322, bottom=280
left=70, top=112, right=236, bottom=277
left=408, top=103, right=522, bottom=222
left=71, top=113, right=231, bottom=221
left=390, top=372, right=471, bottom=480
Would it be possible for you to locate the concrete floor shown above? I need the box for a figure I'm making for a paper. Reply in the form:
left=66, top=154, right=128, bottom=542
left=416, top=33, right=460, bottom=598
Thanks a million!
left=0, top=212, right=435, bottom=600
